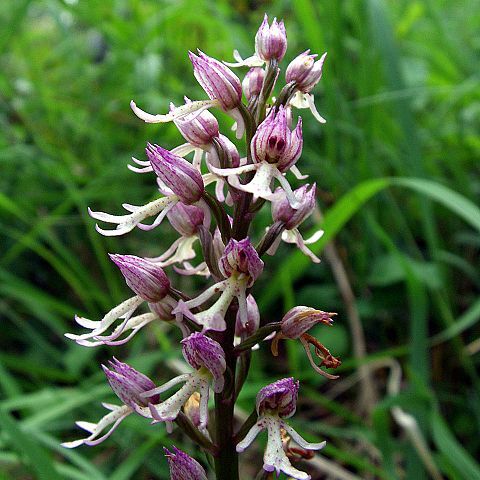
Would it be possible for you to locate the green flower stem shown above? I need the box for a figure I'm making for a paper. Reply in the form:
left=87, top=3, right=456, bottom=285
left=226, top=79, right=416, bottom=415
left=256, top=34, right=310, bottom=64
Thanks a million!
left=213, top=308, right=239, bottom=480
left=233, top=322, right=282, bottom=355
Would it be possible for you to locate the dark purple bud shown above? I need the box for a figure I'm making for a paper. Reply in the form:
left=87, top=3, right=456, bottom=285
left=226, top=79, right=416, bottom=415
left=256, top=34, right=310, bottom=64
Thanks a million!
left=110, top=254, right=170, bottom=302
left=281, top=306, right=336, bottom=339
left=181, top=332, right=226, bottom=392
left=271, top=183, right=316, bottom=229
left=167, top=202, right=205, bottom=237
left=255, top=14, right=287, bottom=62
left=286, top=50, right=327, bottom=93
left=172, top=98, right=219, bottom=148
left=256, top=377, right=299, bottom=419
left=242, top=67, right=265, bottom=101
left=235, top=294, right=260, bottom=337
left=251, top=106, right=303, bottom=171
left=146, top=143, right=204, bottom=204
left=189, top=50, right=242, bottom=111
left=164, top=446, right=208, bottom=480
left=103, top=358, right=159, bottom=408
left=219, top=238, right=264, bottom=284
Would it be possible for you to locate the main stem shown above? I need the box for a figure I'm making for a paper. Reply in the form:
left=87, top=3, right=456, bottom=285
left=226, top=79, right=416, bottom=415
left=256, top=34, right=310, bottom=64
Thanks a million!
left=214, top=309, right=239, bottom=480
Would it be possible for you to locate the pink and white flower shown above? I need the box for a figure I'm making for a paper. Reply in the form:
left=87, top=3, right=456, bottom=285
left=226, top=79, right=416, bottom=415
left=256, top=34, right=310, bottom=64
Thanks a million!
left=236, top=378, right=326, bottom=480
left=62, top=359, right=160, bottom=448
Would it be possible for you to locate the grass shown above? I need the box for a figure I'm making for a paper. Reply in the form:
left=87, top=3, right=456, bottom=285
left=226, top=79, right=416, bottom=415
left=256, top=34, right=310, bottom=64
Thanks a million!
left=1, top=0, right=479, bottom=478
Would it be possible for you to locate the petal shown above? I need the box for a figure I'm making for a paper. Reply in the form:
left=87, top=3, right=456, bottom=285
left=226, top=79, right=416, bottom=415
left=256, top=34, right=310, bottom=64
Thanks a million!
left=61, top=405, right=132, bottom=448
left=236, top=419, right=265, bottom=452
left=290, top=165, right=309, bottom=180
left=224, top=51, right=264, bottom=68
left=130, top=99, right=218, bottom=123
left=307, top=94, right=326, bottom=124
left=66, top=296, right=143, bottom=341
left=281, top=421, right=326, bottom=451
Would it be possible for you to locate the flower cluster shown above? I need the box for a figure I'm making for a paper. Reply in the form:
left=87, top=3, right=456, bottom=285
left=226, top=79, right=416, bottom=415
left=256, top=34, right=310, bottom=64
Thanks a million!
left=63, top=13, right=340, bottom=480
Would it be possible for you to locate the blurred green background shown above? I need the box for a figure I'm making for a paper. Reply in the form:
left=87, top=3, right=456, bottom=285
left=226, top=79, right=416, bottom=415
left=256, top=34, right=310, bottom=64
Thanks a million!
left=1, top=0, right=479, bottom=478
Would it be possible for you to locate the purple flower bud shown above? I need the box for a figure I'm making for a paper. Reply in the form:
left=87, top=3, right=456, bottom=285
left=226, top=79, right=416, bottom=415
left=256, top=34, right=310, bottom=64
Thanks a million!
left=172, top=98, right=219, bottom=148
left=164, top=446, right=208, bottom=480
left=103, top=358, right=159, bottom=408
left=256, top=377, right=299, bottom=419
left=255, top=14, right=287, bottom=62
left=219, top=238, right=264, bottom=284
left=167, top=202, right=205, bottom=237
left=281, top=306, right=336, bottom=339
left=242, top=67, right=265, bottom=101
left=251, top=106, right=303, bottom=172
left=146, top=143, right=204, bottom=204
left=181, top=332, right=226, bottom=390
left=189, top=50, right=242, bottom=111
left=110, top=254, right=170, bottom=302
left=236, top=294, right=260, bottom=337
left=286, top=50, right=327, bottom=93
left=272, top=184, right=316, bottom=229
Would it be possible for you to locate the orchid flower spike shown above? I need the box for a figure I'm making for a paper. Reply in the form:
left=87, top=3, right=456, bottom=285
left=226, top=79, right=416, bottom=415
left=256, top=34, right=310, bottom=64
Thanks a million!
left=269, top=184, right=324, bottom=263
left=173, top=238, right=263, bottom=331
left=286, top=50, right=328, bottom=124
left=208, top=106, right=303, bottom=208
left=236, top=378, right=326, bottom=479
left=164, top=446, right=208, bottom=480
left=272, top=307, right=341, bottom=379
left=134, top=332, right=226, bottom=435
left=62, top=359, right=159, bottom=448
left=65, top=255, right=181, bottom=346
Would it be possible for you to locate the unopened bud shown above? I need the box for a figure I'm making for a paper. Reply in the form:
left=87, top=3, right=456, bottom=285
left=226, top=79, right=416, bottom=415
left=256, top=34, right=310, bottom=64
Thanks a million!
left=242, top=67, right=265, bottom=101
left=146, top=143, right=204, bottom=204
left=271, top=184, right=316, bottom=229
left=286, top=50, right=327, bottom=93
left=189, top=50, right=242, bottom=111
left=255, top=14, right=287, bottom=62
left=172, top=98, right=219, bottom=148
left=110, top=254, right=170, bottom=302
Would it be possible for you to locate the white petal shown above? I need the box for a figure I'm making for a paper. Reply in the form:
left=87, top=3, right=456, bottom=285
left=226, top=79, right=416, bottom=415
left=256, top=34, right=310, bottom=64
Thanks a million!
left=236, top=419, right=265, bottom=452
left=142, top=373, right=191, bottom=397
left=303, top=229, right=324, bottom=244
left=263, top=416, right=311, bottom=480
left=66, top=296, right=143, bottom=341
left=208, top=163, right=257, bottom=177
left=273, top=171, right=301, bottom=209
left=290, top=165, right=309, bottom=180
left=224, top=51, right=264, bottom=68
left=130, top=99, right=218, bottom=123
left=228, top=108, right=245, bottom=139
left=61, top=405, right=131, bottom=448
left=307, top=94, right=326, bottom=124
left=281, top=421, right=326, bottom=451
left=171, top=143, right=197, bottom=158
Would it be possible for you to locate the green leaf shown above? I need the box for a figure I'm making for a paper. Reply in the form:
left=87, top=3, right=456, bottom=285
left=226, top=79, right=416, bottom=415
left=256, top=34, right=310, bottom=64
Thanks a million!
left=431, top=409, right=480, bottom=479
left=0, top=408, right=62, bottom=480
